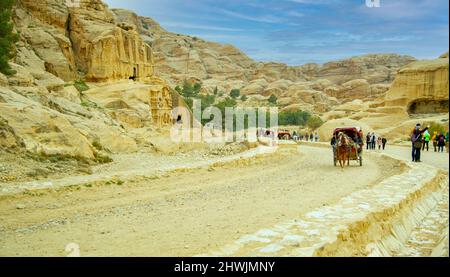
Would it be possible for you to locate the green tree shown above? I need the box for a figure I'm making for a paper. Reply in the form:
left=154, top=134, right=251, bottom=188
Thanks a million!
left=0, top=0, right=19, bottom=75
left=215, top=97, right=237, bottom=113
left=214, top=97, right=237, bottom=129
left=213, top=86, right=218, bottom=95
left=193, top=83, right=202, bottom=94
left=268, top=94, right=277, bottom=105
left=279, top=109, right=311, bottom=126
left=230, top=88, right=240, bottom=99
left=240, top=95, right=248, bottom=102
left=197, top=93, right=216, bottom=125
left=180, top=81, right=201, bottom=98
left=175, top=85, right=182, bottom=94
left=306, top=116, right=324, bottom=130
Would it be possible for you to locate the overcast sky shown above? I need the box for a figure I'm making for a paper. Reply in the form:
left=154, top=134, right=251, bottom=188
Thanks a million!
left=103, top=0, right=449, bottom=65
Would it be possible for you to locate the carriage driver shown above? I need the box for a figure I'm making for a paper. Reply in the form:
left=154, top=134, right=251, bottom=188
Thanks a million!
left=353, top=132, right=363, bottom=153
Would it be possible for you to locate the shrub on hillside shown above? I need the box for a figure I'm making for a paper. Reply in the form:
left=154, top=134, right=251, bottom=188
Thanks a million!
left=306, top=116, right=324, bottom=130
left=74, top=80, right=90, bottom=92
left=230, top=89, right=240, bottom=99
left=0, top=0, right=19, bottom=75
left=268, top=94, right=277, bottom=105
left=279, top=109, right=311, bottom=126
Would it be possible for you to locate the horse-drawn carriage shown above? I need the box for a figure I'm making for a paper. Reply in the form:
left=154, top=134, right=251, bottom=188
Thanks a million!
left=277, top=130, right=292, bottom=140
left=332, top=127, right=363, bottom=167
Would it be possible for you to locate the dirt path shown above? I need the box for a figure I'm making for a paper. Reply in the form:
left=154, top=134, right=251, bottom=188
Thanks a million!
left=382, top=145, right=449, bottom=170
left=0, top=146, right=402, bottom=256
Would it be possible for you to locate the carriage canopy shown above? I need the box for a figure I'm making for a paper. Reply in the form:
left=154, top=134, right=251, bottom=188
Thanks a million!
left=332, top=127, right=362, bottom=139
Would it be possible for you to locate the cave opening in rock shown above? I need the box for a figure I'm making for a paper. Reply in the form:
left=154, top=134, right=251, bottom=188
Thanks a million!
left=407, top=99, right=449, bottom=114
left=129, top=67, right=137, bottom=81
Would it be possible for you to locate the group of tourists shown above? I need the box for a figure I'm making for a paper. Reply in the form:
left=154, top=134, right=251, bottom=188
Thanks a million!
left=410, top=123, right=449, bottom=162
left=365, top=133, right=387, bottom=151
left=421, top=129, right=448, bottom=153
left=292, top=131, right=319, bottom=142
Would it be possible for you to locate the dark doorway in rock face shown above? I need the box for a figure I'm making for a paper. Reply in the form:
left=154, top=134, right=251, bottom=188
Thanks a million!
left=129, top=67, right=137, bottom=81
left=407, top=99, right=449, bottom=114
left=176, top=115, right=182, bottom=124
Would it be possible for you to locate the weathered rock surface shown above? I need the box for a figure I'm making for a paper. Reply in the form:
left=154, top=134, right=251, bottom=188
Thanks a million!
left=0, top=0, right=186, bottom=162
left=83, top=77, right=173, bottom=129
left=13, top=0, right=153, bottom=82
left=0, top=73, right=8, bottom=87
left=0, top=87, right=94, bottom=159
left=385, top=55, right=449, bottom=114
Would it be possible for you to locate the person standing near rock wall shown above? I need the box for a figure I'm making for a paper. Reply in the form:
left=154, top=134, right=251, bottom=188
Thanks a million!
left=411, top=124, right=429, bottom=162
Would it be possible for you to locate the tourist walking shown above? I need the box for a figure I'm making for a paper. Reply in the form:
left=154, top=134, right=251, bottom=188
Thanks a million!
left=432, top=131, right=438, bottom=152
left=382, top=137, right=387, bottom=150
left=310, top=133, right=314, bottom=142
left=377, top=137, right=382, bottom=150
left=411, top=124, right=428, bottom=162
left=437, top=132, right=446, bottom=152
left=422, top=129, right=430, bottom=151
left=371, top=133, right=376, bottom=150
left=314, top=132, right=319, bottom=142
left=366, top=133, right=371, bottom=150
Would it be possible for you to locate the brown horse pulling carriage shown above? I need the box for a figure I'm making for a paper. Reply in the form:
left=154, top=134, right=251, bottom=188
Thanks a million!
left=332, top=127, right=364, bottom=167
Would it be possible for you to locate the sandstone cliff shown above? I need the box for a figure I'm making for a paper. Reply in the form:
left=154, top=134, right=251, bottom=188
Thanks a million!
left=1, top=0, right=177, bottom=164
left=14, top=0, right=153, bottom=82
left=385, top=55, right=449, bottom=114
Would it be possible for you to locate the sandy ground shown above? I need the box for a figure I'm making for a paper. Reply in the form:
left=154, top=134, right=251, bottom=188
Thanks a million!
left=0, top=145, right=403, bottom=257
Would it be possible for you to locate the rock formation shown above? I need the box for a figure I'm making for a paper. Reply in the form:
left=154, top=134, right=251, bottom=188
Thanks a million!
left=14, top=0, right=153, bottom=82
left=385, top=55, right=449, bottom=114
left=0, top=0, right=183, bottom=162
